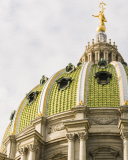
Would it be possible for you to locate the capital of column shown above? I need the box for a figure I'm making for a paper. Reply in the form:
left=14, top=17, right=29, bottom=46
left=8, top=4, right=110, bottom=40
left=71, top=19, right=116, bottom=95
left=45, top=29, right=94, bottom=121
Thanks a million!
left=27, top=144, right=38, bottom=152
left=78, top=132, right=88, bottom=140
left=66, top=133, right=75, bottom=141
left=121, top=132, right=128, bottom=140
left=18, top=146, right=27, bottom=155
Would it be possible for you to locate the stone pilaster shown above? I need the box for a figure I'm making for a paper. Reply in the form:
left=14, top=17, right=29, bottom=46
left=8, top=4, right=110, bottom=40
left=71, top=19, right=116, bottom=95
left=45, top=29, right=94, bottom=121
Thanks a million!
left=18, top=146, right=27, bottom=160
left=27, top=144, right=38, bottom=160
left=66, top=133, right=75, bottom=160
left=78, top=132, right=88, bottom=160
left=3, top=135, right=16, bottom=159
left=31, top=116, right=46, bottom=141
left=118, top=118, right=128, bottom=160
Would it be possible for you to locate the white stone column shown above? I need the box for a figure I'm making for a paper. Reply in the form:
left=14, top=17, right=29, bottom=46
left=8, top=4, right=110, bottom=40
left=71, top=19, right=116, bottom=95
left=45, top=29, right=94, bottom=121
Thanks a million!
left=122, top=134, right=128, bottom=160
left=28, top=144, right=38, bottom=160
left=118, top=117, right=128, bottom=160
left=66, top=133, right=75, bottom=160
left=19, top=147, right=27, bottom=160
left=78, top=132, right=88, bottom=160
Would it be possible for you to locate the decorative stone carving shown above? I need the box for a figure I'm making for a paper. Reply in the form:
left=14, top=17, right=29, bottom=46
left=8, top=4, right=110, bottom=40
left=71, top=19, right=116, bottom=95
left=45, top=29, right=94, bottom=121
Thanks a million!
left=40, top=75, right=48, bottom=86
left=18, top=146, right=27, bottom=155
left=26, top=90, right=39, bottom=106
left=56, top=77, right=73, bottom=91
left=89, top=117, right=118, bottom=125
left=66, top=133, right=75, bottom=141
left=27, top=144, right=38, bottom=152
left=78, top=132, right=88, bottom=140
left=48, top=124, right=65, bottom=134
left=121, top=132, right=128, bottom=140
left=66, top=63, right=75, bottom=73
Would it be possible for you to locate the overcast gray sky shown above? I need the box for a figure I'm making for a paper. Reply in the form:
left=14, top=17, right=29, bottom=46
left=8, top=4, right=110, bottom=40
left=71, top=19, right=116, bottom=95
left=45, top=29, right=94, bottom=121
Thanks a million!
left=0, top=0, right=128, bottom=146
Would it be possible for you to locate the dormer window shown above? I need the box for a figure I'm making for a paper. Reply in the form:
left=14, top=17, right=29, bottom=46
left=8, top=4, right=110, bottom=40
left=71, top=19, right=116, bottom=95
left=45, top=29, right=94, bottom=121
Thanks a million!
left=98, top=58, right=108, bottom=69
left=56, top=77, right=73, bottom=91
left=66, top=63, right=75, bottom=73
left=94, top=71, right=112, bottom=85
left=26, top=91, right=39, bottom=105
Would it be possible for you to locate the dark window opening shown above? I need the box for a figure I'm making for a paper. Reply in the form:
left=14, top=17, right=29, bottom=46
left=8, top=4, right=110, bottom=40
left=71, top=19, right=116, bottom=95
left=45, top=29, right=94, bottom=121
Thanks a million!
left=56, top=77, right=73, bottom=91
left=94, top=71, right=112, bottom=85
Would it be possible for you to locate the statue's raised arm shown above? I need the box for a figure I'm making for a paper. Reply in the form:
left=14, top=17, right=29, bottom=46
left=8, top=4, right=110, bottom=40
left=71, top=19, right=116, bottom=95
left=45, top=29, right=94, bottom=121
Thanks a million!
left=92, top=15, right=99, bottom=18
left=92, top=1, right=107, bottom=32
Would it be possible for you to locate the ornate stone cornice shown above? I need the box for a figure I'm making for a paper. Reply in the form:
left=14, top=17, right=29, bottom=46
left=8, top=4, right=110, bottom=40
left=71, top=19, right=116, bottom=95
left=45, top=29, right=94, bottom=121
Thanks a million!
left=66, top=133, right=75, bottom=141
left=118, top=106, right=128, bottom=114
left=78, top=132, right=88, bottom=140
left=71, top=105, right=89, bottom=114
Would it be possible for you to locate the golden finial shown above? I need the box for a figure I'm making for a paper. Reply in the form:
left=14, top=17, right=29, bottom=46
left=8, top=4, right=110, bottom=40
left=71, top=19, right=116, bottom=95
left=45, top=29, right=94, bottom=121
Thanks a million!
left=38, top=111, right=42, bottom=117
left=124, top=100, right=128, bottom=106
left=92, top=1, right=107, bottom=32
left=78, top=100, right=84, bottom=105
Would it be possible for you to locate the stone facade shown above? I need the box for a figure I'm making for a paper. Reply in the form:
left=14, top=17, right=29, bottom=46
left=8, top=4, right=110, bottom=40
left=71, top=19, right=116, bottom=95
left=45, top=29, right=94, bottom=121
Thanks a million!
left=1, top=105, right=128, bottom=160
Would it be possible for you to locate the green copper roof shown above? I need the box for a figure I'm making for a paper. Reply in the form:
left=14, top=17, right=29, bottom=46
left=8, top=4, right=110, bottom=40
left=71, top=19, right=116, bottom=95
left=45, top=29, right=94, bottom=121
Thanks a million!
left=18, top=84, right=45, bottom=132
left=87, top=64, right=120, bottom=107
left=47, top=66, right=82, bottom=116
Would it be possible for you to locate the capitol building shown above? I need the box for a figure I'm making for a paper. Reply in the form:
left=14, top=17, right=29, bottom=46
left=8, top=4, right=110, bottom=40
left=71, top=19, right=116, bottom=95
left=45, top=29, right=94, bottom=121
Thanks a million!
left=0, top=2, right=128, bottom=160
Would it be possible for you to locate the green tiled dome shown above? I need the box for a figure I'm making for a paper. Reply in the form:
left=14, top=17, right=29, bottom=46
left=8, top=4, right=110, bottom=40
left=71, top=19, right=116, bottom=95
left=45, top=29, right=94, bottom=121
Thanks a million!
left=18, top=84, right=45, bottom=132
left=87, top=64, right=120, bottom=107
left=47, top=66, right=82, bottom=116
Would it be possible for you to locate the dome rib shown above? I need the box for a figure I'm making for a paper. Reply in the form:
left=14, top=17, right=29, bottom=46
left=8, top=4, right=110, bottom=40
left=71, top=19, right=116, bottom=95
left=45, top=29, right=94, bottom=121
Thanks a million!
left=38, top=69, right=65, bottom=116
left=77, top=61, right=94, bottom=105
left=111, top=61, right=128, bottom=105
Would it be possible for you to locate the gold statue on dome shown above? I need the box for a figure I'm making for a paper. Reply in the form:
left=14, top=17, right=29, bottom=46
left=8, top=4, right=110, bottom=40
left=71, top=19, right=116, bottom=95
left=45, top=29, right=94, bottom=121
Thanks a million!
left=92, top=1, right=107, bottom=32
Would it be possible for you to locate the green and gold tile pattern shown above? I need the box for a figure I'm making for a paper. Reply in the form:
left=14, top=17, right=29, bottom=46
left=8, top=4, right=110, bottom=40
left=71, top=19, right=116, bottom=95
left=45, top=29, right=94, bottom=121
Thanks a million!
left=47, top=66, right=82, bottom=116
left=87, top=64, right=120, bottom=107
left=18, top=84, right=45, bottom=132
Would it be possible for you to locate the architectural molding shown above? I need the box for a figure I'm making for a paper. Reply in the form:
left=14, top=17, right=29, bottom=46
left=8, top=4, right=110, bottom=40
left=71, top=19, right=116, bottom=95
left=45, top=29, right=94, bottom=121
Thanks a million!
left=63, top=119, right=90, bottom=133
left=18, top=146, right=27, bottom=155
left=48, top=124, right=65, bottom=134
left=89, top=117, right=118, bottom=125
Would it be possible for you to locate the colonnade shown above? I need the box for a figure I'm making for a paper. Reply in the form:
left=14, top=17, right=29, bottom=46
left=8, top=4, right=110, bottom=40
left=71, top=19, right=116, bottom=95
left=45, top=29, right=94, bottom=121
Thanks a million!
left=18, top=144, right=38, bottom=160
left=66, top=132, right=88, bottom=160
